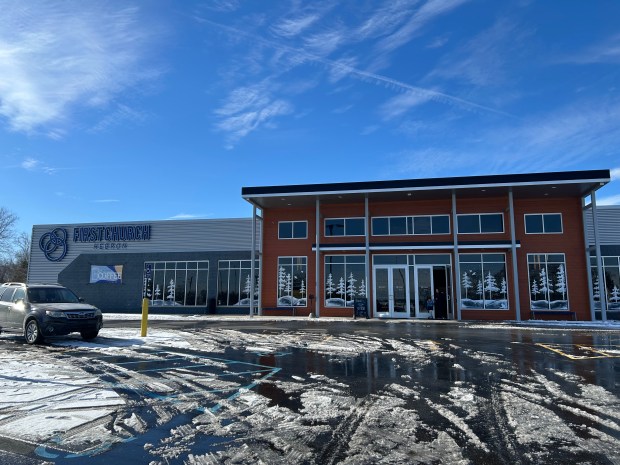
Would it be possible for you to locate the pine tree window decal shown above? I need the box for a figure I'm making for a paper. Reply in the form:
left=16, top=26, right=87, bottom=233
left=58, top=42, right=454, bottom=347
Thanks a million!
left=324, top=256, right=366, bottom=307
left=460, top=254, right=508, bottom=310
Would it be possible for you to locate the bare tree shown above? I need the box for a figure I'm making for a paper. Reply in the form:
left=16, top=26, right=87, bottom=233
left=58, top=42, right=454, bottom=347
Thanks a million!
left=11, top=232, right=31, bottom=282
left=0, top=207, right=30, bottom=282
left=0, top=207, right=18, bottom=258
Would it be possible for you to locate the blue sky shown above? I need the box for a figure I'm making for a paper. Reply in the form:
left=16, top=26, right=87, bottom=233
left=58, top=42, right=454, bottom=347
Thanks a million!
left=2, top=0, right=619, bottom=236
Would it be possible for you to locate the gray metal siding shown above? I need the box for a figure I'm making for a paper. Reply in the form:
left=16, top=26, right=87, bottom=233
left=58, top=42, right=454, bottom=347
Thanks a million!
left=58, top=250, right=252, bottom=312
left=585, top=206, right=620, bottom=246
left=28, top=218, right=260, bottom=284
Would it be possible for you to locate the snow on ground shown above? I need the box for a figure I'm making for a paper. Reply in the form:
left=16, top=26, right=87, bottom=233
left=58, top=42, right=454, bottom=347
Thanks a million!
left=0, top=324, right=619, bottom=464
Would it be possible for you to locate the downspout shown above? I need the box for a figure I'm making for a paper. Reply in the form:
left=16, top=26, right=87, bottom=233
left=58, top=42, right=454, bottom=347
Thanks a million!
left=452, top=191, right=462, bottom=321
left=508, top=189, right=521, bottom=321
left=591, top=190, right=607, bottom=321
left=582, top=197, right=595, bottom=321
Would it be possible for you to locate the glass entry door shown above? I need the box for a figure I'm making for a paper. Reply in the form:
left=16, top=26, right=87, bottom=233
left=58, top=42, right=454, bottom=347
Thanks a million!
left=374, top=266, right=410, bottom=318
left=415, top=266, right=434, bottom=318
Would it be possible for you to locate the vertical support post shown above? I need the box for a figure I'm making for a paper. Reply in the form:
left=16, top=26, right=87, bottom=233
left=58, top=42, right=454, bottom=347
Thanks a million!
left=250, top=205, right=257, bottom=317
left=315, top=197, right=321, bottom=318
left=314, top=197, right=321, bottom=318
left=508, top=189, right=521, bottom=321
left=140, top=298, right=149, bottom=337
left=258, top=208, right=263, bottom=316
left=365, top=195, right=370, bottom=310
left=582, top=197, right=595, bottom=321
left=451, top=191, right=462, bottom=321
left=591, top=190, right=607, bottom=321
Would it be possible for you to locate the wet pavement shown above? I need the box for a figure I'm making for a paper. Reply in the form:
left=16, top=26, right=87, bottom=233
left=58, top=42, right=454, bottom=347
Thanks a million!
left=0, top=319, right=618, bottom=464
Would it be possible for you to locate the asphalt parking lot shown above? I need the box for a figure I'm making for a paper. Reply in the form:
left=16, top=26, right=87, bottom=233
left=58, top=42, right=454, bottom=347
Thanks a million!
left=0, top=318, right=619, bottom=464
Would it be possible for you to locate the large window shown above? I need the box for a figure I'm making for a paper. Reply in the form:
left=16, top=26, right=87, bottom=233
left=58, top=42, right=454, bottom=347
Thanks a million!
left=143, top=261, right=209, bottom=306
left=278, top=221, right=307, bottom=239
left=457, top=213, right=504, bottom=234
left=459, top=254, right=508, bottom=309
left=528, top=254, right=568, bottom=310
left=325, top=218, right=365, bottom=236
left=277, top=257, right=307, bottom=306
left=217, top=260, right=260, bottom=306
left=524, top=213, right=563, bottom=234
left=372, top=215, right=450, bottom=236
left=324, top=255, right=367, bottom=307
left=590, top=256, right=620, bottom=313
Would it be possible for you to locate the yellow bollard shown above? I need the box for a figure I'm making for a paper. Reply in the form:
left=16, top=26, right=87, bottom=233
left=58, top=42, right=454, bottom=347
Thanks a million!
left=141, top=298, right=149, bottom=337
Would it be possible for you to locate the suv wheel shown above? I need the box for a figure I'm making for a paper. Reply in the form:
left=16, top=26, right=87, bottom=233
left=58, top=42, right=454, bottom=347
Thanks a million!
left=81, top=330, right=99, bottom=341
left=25, top=319, right=43, bottom=344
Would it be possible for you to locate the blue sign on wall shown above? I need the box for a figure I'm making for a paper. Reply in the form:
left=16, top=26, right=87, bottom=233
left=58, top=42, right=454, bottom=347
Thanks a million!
left=39, top=228, right=68, bottom=262
left=90, top=265, right=123, bottom=284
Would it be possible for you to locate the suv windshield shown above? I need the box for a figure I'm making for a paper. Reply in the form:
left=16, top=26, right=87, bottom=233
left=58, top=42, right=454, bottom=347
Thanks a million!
left=27, top=287, right=80, bottom=304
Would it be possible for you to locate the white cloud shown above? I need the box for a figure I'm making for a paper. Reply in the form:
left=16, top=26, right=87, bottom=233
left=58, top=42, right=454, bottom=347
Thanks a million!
left=598, top=194, right=620, bottom=206
left=215, top=82, right=294, bottom=147
left=90, top=104, right=148, bottom=133
left=93, top=199, right=120, bottom=203
left=610, top=167, right=620, bottom=180
left=20, top=158, right=57, bottom=175
left=380, top=91, right=434, bottom=120
left=353, top=1, right=418, bottom=41
left=427, top=35, right=449, bottom=49
left=0, top=1, right=162, bottom=134
left=427, top=18, right=528, bottom=87
left=375, top=0, right=470, bottom=57
left=303, top=29, right=345, bottom=57
left=272, top=14, right=321, bottom=38
left=169, top=213, right=211, bottom=219
left=561, top=33, right=620, bottom=64
left=385, top=148, right=474, bottom=178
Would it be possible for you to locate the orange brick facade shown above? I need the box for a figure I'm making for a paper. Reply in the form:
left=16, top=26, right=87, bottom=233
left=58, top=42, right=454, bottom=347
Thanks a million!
left=258, top=193, right=591, bottom=321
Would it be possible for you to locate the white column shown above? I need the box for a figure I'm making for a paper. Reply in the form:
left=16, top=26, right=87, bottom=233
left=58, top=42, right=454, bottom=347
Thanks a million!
left=250, top=205, right=256, bottom=317
left=365, top=195, right=370, bottom=316
left=582, top=197, right=595, bottom=321
left=508, top=189, right=521, bottom=321
left=452, top=191, right=462, bottom=321
left=591, top=190, right=607, bottom=321
left=315, top=197, right=320, bottom=318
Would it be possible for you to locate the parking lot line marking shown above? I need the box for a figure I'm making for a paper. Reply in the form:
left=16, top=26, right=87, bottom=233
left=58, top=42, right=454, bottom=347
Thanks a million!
left=536, top=343, right=620, bottom=359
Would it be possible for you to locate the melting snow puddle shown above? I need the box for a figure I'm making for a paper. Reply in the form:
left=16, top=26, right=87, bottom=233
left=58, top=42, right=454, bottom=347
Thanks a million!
left=0, top=326, right=618, bottom=464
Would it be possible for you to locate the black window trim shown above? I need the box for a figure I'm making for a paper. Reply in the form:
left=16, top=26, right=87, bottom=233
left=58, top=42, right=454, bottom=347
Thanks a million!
left=371, top=214, right=451, bottom=236
left=457, top=213, right=504, bottom=234
left=324, top=217, right=366, bottom=237
left=278, top=220, right=308, bottom=240
left=524, top=213, right=563, bottom=234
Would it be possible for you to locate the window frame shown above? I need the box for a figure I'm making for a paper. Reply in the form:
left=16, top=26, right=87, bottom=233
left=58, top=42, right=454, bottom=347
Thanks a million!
left=371, top=214, right=451, bottom=236
left=527, top=253, right=569, bottom=310
left=143, top=260, right=209, bottom=306
left=277, top=256, right=308, bottom=307
left=324, top=217, right=366, bottom=237
left=524, top=213, right=563, bottom=234
left=278, top=221, right=308, bottom=240
left=324, top=255, right=367, bottom=308
left=457, top=213, right=504, bottom=234
left=458, top=253, right=509, bottom=310
left=217, top=260, right=260, bottom=307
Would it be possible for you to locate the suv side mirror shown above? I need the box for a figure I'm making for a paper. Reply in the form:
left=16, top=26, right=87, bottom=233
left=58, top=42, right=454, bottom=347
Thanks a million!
left=78, top=297, right=85, bottom=303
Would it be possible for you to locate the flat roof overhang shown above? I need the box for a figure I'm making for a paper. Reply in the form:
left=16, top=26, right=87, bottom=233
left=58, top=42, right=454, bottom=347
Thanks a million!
left=242, top=169, right=611, bottom=209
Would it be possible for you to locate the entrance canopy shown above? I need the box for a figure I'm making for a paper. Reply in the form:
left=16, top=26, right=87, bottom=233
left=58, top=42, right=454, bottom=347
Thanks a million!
left=242, top=170, right=610, bottom=208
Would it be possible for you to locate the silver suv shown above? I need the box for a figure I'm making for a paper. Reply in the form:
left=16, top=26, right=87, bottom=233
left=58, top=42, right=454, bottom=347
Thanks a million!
left=0, top=283, right=103, bottom=344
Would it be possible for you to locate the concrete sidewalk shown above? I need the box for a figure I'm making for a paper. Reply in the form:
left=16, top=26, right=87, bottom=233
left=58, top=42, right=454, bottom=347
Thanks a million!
left=102, top=312, right=620, bottom=330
